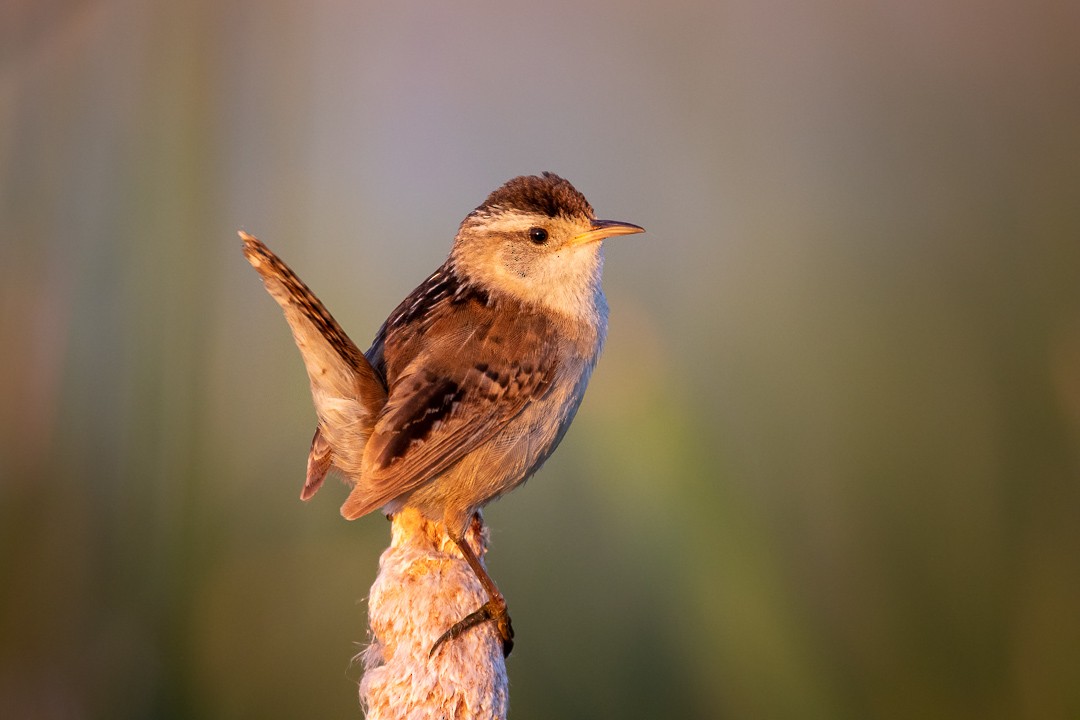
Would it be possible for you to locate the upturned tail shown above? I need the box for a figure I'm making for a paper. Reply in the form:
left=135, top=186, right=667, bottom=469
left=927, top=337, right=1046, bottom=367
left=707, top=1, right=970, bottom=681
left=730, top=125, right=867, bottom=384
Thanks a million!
left=241, top=231, right=387, bottom=503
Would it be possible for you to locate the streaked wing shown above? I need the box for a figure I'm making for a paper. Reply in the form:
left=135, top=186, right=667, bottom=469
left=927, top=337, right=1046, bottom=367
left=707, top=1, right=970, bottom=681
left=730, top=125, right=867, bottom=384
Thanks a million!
left=340, top=308, right=555, bottom=519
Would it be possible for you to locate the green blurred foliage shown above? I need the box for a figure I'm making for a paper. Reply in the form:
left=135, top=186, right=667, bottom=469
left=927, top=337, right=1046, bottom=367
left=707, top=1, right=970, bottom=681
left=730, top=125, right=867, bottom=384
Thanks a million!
left=2, top=0, right=1079, bottom=718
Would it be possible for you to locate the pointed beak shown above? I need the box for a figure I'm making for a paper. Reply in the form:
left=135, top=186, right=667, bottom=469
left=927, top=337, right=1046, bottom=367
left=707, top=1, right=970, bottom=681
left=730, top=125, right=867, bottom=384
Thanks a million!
left=571, top=219, right=645, bottom=246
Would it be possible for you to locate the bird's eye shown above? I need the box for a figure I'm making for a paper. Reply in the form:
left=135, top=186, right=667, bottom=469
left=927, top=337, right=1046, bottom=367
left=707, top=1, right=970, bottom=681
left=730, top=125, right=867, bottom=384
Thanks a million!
left=528, top=227, right=549, bottom=244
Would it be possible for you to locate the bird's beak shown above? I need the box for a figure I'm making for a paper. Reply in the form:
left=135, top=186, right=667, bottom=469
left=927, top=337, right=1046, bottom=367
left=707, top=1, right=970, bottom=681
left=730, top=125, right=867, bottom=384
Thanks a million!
left=570, top=219, right=645, bottom=246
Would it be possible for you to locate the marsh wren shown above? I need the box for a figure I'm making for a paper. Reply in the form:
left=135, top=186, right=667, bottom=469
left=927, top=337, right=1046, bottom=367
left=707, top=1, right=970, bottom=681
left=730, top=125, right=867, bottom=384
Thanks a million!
left=242, top=172, right=643, bottom=656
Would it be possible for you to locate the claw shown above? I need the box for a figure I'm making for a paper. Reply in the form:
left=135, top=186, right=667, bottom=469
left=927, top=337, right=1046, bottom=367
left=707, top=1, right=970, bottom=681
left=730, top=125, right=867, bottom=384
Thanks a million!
left=429, top=521, right=515, bottom=658
left=429, top=599, right=514, bottom=658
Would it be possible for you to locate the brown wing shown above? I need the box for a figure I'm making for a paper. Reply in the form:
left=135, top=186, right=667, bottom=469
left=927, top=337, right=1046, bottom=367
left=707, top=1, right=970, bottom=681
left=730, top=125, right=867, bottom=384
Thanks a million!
left=340, top=305, right=556, bottom=520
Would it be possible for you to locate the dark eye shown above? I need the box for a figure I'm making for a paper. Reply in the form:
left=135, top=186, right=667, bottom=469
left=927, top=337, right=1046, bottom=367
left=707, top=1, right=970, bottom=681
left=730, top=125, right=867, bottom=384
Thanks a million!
left=528, top=227, right=549, bottom=244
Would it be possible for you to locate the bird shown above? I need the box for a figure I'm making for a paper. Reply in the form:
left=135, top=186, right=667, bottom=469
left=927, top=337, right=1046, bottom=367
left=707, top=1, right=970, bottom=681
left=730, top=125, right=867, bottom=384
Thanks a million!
left=241, top=172, right=644, bottom=657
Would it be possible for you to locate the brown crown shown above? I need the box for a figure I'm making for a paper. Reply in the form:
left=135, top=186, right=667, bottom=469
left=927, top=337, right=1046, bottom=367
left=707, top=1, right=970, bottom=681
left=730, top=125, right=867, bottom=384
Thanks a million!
left=474, top=172, right=594, bottom=219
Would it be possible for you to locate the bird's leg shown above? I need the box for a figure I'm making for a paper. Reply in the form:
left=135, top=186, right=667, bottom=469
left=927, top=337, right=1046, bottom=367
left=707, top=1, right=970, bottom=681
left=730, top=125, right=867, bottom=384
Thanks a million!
left=429, top=518, right=515, bottom=658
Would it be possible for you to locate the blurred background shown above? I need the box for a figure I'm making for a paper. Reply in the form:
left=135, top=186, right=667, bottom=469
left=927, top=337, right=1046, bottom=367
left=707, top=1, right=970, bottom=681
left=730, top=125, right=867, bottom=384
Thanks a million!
left=2, top=0, right=1079, bottom=717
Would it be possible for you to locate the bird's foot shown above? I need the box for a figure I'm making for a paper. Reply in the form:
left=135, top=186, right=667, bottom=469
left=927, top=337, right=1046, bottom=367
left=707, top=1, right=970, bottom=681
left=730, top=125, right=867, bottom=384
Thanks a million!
left=430, top=598, right=514, bottom=658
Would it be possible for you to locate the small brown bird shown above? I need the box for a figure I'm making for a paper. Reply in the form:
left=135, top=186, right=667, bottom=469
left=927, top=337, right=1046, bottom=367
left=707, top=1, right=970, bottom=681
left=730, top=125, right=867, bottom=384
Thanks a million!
left=242, top=172, right=643, bottom=656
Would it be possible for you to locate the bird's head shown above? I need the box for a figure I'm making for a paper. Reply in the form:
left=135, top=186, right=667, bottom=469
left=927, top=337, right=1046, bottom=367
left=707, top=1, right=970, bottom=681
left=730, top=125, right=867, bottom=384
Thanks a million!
left=449, top=173, right=643, bottom=321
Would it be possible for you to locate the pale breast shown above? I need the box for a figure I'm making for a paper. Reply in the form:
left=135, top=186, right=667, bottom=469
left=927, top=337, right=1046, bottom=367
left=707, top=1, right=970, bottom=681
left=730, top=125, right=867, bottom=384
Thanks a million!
left=372, top=265, right=606, bottom=535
